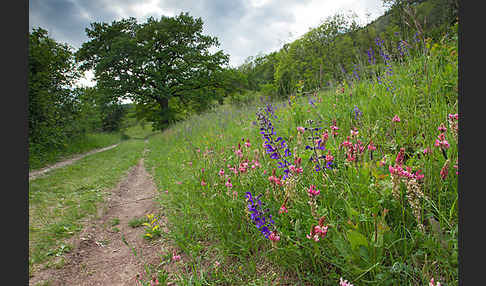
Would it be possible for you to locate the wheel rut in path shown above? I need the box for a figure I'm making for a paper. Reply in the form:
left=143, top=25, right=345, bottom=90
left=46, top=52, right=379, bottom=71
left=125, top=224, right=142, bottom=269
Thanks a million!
left=29, top=149, right=170, bottom=286
left=29, top=144, right=120, bottom=181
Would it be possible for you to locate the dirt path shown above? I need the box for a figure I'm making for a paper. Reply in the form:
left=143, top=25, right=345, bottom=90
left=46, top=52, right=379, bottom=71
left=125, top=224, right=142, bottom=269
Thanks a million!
left=29, top=144, right=120, bottom=181
left=29, top=147, right=171, bottom=285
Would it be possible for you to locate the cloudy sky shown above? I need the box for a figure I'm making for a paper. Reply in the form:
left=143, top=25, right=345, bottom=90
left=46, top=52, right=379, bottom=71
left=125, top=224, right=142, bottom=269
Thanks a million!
left=29, top=0, right=388, bottom=86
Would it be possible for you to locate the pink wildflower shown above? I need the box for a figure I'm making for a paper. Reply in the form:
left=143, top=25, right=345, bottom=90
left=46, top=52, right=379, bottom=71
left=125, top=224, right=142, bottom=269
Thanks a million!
left=289, top=165, right=303, bottom=174
left=395, top=148, right=405, bottom=165
left=225, top=178, right=232, bottom=189
left=219, top=168, right=225, bottom=176
left=350, top=128, right=359, bottom=137
left=201, top=180, right=207, bottom=186
left=231, top=167, right=239, bottom=175
left=235, top=149, right=243, bottom=158
left=423, top=147, right=431, bottom=155
left=448, top=113, right=458, bottom=120
left=239, top=162, right=248, bottom=173
left=392, top=115, right=401, bottom=122
left=339, top=277, right=354, bottom=286
left=341, top=136, right=353, bottom=148
left=297, top=126, right=305, bottom=133
left=308, top=185, right=320, bottom=197
left=415, top=169, right=425, bottom=181
left=368, top=141, right=376, bottom=151
left=269, top=231, right=280, bottom=242
left=325, top=151, right=334, bottom=163
left=389, top=165, right=399, bottom=176
left=306, top=232, right=320, bottom=242
left=429, top=278, right=442, bottom=286
left=172, top=252, right=181, bottom=262
left=438, top=123, right=447, bottom=133
left=321, top=130, right=329, bottom=143
left=295, top=157, right=302, bottom=166
left=434, top=133, right=450, bottom=149
left=150, top=277, right=159, bottom=286
left=245, top=139, right=251, bottom=148
left=440, top=162, right=449, bottom=180
left=268, top=170, right=282, bottom=186
left=306, top=216, right=329, bottom=241
left=279, top=197, right=289, bottom=214
left=268, top=175, right=276, bottom=183
left=251, top=159, right=261, bottom=169
left=346, top=146, right=357, bottom=162
left=176, top=181, right=182, bottom=185
left=330, top=120, right=339, bottom=136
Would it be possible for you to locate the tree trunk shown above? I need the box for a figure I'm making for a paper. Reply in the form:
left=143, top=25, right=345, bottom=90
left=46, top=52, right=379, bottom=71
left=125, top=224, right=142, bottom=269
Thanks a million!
left=157, top=97, right=170, bottom=126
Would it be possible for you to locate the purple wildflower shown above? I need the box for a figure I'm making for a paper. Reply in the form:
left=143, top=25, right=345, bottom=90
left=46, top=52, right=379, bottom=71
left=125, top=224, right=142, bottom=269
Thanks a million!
left=353, top=106, right=362, bottom=120
left=367, top=47, right=375, bottom=65
left=257, top=105, right=292, bottom=179
left=245, top=191, right=276, bottom=239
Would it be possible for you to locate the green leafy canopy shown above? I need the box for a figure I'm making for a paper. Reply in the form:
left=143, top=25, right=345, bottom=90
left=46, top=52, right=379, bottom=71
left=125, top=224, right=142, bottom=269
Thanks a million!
left=76, top=12, right=230, bottom=130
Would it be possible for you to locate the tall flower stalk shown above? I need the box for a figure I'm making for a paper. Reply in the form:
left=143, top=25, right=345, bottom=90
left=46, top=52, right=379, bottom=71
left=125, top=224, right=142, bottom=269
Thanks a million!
left=375, top=37, right=396, bottom=96
left=245, top=191, right=276, bottom=239
left=303, top=119, right=332, bottom=172
left=256, top=105, right=292, bottom=179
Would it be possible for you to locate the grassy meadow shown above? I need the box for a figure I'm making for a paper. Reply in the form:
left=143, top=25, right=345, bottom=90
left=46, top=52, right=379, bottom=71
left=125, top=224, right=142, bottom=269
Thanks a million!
left=29, top=131, right=125, bottom=171
left=28, top=29, right=458, bottom=285
left=141, top=33, right=458, bottom=285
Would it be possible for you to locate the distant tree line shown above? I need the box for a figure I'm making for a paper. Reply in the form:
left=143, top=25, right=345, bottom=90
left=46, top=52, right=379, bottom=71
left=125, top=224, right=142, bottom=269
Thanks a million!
left=229, top=0, right=458, bottom=99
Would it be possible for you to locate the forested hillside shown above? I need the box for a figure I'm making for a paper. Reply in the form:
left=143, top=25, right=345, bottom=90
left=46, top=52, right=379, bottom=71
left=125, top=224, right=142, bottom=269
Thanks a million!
left=230, top=0, right=458, bottom=101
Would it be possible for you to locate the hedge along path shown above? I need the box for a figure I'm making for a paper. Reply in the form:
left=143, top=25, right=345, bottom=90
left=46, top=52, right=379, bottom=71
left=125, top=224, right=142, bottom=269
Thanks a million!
left=29, top=142, right=185, bottom=286
left=29, top=143, right=120, bottom=181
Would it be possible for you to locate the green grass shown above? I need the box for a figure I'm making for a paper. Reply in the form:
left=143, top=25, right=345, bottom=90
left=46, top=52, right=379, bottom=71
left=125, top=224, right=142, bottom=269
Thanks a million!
left=128, top=216, right=149, bottom=228
left=123, top=122, right=158, bottom=140
left=110, top=218, right=120, bottom=226
left=28, top=137, right=150, bottom=275
left=141, top=34, right=457, bottom=285
left=29, top=123, right=157, bottom=171
left=28, top=33, right=457, bottom=286
left=29, top=131, right=124, bottom=171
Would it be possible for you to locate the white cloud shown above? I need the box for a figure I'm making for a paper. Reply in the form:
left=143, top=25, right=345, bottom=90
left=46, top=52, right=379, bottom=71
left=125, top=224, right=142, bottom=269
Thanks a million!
left=30, top=0, right=388, bottom=69
left=75, top=70, right=96, bottom=88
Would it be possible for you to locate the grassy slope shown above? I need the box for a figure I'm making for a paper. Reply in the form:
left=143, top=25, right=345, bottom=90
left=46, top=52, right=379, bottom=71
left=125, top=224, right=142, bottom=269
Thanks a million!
left=29, top=123, right=158, bottom=171
left=143, top=32, right=458, bottom=285
left=29, top=131, right=124, bottom=171
left=28, top=124, right=155, bottom=275
left=28, top=31, right=458, bottom=285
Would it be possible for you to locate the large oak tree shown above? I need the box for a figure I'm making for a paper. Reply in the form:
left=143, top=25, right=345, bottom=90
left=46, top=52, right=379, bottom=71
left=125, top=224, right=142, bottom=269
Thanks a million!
left=76, top=12, right=229, bottom=130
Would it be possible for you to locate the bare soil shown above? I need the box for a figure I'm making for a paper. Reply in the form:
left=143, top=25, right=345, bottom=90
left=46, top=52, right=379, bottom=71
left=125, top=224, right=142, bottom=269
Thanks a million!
left=29, top=153, right=173, bottom=286
left=29, top=144, right=119, bottom=181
